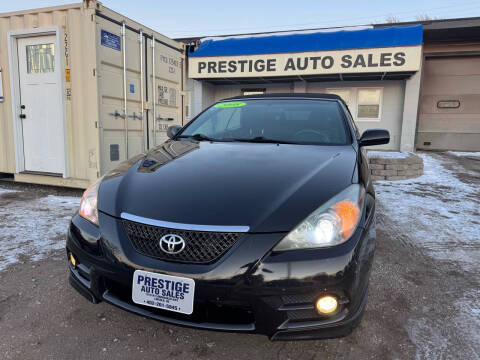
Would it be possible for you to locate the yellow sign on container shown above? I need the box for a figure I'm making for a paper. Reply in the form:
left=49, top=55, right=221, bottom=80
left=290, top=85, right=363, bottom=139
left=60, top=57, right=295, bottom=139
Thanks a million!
left=65, top=68, right=71, bottom=82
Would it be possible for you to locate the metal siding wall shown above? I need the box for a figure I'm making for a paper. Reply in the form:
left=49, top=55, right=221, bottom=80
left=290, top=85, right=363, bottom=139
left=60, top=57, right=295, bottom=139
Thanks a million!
left=96, top=17, right=138, bottom=175
left=96, top=15, right=184, bottom=175
left=0, top=4, right=100, bottom=188
left=66, top=7, right=100, bottom=184
left=149, top=38, right=184, bottom=148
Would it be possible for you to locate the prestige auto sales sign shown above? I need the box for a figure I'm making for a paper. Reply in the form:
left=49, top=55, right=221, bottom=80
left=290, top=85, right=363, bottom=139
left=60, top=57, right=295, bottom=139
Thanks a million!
left=188, top=46, right=422, bottom=78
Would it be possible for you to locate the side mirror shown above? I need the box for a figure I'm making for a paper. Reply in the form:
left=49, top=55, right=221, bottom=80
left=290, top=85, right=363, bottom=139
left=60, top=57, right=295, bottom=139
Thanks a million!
left=359, top=129, right=390, bottom=147
left=167, top=125, right=182, bottom=139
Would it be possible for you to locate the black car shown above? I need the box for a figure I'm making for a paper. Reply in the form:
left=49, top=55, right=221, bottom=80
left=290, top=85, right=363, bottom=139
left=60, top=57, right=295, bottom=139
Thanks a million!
left=67, top=94, right=389, bottom=340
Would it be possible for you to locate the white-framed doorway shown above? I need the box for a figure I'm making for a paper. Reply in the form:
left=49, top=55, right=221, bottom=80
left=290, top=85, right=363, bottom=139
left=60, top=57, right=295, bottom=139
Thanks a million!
left=7, top=27, right=69, bottom=177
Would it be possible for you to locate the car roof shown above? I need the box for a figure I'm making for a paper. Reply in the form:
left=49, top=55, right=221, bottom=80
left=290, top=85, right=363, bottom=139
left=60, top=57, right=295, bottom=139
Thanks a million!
left=220, top=93, right=343, bottom=102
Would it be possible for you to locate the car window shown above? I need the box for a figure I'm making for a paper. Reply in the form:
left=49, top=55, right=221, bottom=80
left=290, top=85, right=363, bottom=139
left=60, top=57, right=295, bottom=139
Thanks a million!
left=194, top=107, right=241, bottom=134
left=180, top=99, right=350, bottom=145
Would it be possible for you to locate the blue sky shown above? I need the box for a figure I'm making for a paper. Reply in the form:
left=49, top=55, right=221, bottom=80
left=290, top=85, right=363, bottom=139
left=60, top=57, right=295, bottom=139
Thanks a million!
left=2, top=0, right=480, bottom=38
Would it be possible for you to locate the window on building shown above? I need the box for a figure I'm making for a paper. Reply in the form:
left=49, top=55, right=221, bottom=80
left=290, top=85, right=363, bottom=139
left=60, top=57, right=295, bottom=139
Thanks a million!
left=357, top=88, right=382, bottom=119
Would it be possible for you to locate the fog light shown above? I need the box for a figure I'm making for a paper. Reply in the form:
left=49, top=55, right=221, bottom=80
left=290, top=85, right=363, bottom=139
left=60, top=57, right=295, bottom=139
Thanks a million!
left=316, top=295, right=338, bottom=314
left=69, top=253, right=77, bottom=268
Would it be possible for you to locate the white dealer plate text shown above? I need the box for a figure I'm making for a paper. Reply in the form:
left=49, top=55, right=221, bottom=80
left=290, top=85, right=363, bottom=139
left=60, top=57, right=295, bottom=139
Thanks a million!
left=132, top=270, right=195, bottom=315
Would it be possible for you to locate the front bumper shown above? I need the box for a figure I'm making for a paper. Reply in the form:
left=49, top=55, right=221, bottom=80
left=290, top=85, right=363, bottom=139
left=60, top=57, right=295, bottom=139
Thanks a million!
left=66, top=210, right=375, bottom=340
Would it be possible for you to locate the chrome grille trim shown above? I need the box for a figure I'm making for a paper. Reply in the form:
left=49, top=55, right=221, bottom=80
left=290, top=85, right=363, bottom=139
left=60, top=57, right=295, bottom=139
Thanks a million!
left=120, top=212, right=250, bottom=233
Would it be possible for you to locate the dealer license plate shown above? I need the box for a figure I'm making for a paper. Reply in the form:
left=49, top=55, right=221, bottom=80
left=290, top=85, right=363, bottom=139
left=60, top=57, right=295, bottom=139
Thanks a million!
left=132, top=270, right=195, bottom=315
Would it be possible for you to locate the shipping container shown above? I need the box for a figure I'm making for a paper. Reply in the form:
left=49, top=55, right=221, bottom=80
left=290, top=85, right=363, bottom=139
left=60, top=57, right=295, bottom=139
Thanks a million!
left=0, top=0, right=186, bottom=188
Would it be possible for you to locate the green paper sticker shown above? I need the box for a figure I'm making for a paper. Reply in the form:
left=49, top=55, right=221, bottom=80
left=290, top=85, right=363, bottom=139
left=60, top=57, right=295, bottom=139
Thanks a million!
left=214, top=101, right=246, bottom=108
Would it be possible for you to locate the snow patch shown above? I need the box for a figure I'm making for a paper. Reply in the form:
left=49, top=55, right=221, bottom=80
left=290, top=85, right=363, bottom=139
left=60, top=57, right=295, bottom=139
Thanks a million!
left=453, top=290, right=480, bottom=354
left=0, top=188, right=19, bottom=194
left=367, top=151, right=412, bottom=159
left=0, top=191, right=80, bottom=270
left=375, top=153, right=480, bottom=272
left=446, top=151, right=480, bottom=158
left=406, top=318, right=448, bottom=360
left=377, top=152, right=480, bottom=359
left=407, top=289, right=480, bottom=359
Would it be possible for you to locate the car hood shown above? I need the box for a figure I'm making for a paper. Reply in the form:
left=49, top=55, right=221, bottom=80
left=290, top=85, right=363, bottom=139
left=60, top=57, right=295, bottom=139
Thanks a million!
left=98, top=140, right=358, bottom=233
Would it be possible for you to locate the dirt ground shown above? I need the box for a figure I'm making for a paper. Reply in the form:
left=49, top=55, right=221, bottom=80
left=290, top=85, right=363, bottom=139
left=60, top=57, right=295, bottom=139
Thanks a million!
left=0, top=151, right=479, bottom=360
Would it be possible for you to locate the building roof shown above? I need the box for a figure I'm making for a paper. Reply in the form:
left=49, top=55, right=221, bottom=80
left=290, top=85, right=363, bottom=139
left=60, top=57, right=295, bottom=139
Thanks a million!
left=176, top=17, right=480, bottom=45
left=189, top=25, right=422, bottom=57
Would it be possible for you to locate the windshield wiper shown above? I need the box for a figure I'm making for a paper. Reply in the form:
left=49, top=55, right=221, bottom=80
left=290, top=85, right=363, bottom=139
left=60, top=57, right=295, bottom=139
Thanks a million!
left=178, top=134, right=293, bottom=144
left=177, top=133, right=217, bottom=142
left=228, top=136, right=296, bottom=144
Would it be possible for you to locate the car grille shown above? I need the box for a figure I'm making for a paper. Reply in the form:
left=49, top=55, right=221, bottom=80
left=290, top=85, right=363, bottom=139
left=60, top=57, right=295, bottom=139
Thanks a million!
left=123, top=220, right=242, bottom=264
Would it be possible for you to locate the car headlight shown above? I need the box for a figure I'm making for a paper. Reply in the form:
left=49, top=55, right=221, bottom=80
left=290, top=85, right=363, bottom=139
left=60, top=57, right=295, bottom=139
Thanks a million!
left=79, top=180, right=100, bottom=225
left=274, top=184, right=365, bottom=251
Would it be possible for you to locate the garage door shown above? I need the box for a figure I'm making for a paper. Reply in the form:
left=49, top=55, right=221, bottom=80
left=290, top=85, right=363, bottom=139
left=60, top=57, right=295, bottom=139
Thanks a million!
left=417, top=56, right=480, bottom=151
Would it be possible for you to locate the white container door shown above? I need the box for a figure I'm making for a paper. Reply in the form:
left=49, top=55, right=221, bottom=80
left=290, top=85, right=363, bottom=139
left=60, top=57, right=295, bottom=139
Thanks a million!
left=17, top=36, right=64, bottom=175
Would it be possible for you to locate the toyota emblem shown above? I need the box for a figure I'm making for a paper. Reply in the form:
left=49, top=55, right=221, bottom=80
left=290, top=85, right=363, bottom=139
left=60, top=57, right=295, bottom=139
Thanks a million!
left=159, top=234, right=185, bottom=254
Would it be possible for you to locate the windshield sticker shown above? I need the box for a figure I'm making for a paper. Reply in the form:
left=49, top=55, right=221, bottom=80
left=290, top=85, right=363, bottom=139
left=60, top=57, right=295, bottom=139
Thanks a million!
left=214, top=101, right=246, bottom=108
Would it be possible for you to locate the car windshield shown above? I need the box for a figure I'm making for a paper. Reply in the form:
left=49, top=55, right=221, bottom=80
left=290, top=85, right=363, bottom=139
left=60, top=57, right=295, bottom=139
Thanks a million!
left=178, top=99, right=350, bottom=145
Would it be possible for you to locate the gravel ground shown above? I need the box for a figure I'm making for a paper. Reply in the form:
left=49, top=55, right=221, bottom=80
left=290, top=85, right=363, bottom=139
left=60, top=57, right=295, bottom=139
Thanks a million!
left=0, top=151, right=479, bottom=360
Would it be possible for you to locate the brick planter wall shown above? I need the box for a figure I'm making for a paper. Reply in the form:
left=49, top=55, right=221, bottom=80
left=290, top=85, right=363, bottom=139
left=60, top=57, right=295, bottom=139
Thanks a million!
left=367, top=152, right=423, bottom=181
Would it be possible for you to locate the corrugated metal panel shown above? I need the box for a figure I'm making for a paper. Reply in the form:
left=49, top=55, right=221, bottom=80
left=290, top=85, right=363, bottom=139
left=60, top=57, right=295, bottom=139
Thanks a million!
left=148, top=37, right=184, bottom=148
left=95, top=6, right=185, bottom=174
left=65, top=5, right=101, bottom=184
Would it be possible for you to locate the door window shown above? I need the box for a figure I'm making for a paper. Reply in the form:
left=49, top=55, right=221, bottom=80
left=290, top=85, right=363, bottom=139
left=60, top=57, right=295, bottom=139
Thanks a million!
left=26, top=43, right=55, bottom=74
